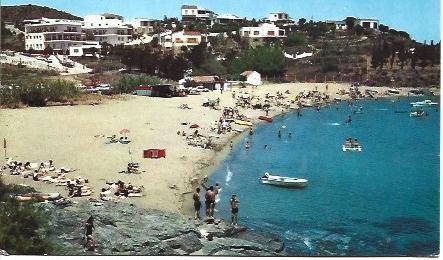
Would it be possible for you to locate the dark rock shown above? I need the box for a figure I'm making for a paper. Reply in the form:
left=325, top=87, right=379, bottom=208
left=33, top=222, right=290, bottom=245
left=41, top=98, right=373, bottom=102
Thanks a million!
left=164, top=231, right=203, bottom=254
left=232, top=229, right=285, bottom=253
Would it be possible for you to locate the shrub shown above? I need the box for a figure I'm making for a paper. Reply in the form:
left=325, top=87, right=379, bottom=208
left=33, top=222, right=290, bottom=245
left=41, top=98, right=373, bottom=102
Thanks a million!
left=0, top=79, right=80, bottom=108
left=111, top=74, right=162, bottom=94
left=0, top=179, right=53, bottom=255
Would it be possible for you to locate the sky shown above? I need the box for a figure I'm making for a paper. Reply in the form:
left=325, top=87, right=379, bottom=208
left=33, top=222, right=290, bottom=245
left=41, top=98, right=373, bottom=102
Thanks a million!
left=3, top=0, right=441, bottom=42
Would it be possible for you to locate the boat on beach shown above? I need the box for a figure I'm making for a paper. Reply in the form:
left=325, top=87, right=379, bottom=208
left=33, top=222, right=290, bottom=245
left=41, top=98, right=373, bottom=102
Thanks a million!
left=410, top=100, right=438, bottom=107
left=260, top=172, right=308, bottom=188
left=258, top=115, right=273, bottom=123
left=387, top=88, right=400, bottom=94
left=234, top=120, right=253, bottom=126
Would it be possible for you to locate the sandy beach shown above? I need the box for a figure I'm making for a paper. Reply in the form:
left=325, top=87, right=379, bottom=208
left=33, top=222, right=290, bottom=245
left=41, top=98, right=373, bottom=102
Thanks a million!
left=0, top=82, right=438, bottom=214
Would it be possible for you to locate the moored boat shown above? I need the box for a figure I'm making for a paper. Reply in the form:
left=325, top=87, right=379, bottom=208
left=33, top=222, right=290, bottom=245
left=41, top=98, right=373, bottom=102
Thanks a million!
left=342, top=138, right=362, bottom=152
left=258, top=115, right=273, bottom=123
left=410, top=100, right=438, bottom=107
left=410, top=110, right=427, bottom=117
left=260, top=172, right=308, bottom=188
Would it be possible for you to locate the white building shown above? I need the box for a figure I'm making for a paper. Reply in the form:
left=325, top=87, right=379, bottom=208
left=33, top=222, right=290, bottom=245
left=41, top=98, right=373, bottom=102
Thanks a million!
left=240, top=23, right=286, bottom=38
left=216, top=14, right=244, bottom=24
left=181, top=5, right=217, bottom=25
left=326, top=18, right=379, bottom=30
left=264, top=12, right=294, bottom=24
left=158, top=30, right=202, bottom=49
left=240, top=71, right=261, bottom=86
left=69, top=41, right=102, bottom=57
left=130, top=18, right=160, bottom=35
left=326, top=20, right=347, bottom=30
left=24, top=18, right=93, bottom=53
left=82, top=14, right=132, bottom=46
left=357, top=18, right=379, bottom=29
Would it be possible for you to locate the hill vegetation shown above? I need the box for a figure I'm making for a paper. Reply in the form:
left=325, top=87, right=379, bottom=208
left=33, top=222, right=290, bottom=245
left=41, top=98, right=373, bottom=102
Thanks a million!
left=1, top=4, right=82, bottom=29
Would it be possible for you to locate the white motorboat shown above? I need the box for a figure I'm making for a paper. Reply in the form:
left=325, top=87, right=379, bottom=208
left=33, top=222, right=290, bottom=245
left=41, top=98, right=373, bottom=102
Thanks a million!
left=410, top=100, right=438, bottom=107
left=342, top=138, right=362, bottom=152
left=410, top=110, right=427, bottom=117
left=260, top=172, right=308, bottom=188
left=342, top=145, right=362, bottom=152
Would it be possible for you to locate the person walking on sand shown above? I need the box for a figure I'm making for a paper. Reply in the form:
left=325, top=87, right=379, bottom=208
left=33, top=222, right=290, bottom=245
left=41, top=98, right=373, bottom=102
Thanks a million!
left=230, top=195, right=240, bottom=226
left=193, top=188, right=202, bottom=220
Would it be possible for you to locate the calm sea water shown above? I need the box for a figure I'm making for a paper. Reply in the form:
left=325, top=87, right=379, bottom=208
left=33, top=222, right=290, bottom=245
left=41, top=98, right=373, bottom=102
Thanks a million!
left=208, top=96, right=440, bottom=256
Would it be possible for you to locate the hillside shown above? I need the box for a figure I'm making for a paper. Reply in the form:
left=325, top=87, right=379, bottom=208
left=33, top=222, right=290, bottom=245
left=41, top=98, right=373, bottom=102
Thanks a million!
left=1, top=4, right=82, bottom=28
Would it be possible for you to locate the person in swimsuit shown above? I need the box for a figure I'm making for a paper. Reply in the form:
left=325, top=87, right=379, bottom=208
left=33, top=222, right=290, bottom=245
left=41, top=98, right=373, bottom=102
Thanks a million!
left=230, top=195, right=240, bottom=226
left=193, top=188, right=201, bottom=220
left=209, top=187, right=216, bottom=218
left=205, top=187, right=214, bottom=217
left=84, top=216, right=96, bottom=251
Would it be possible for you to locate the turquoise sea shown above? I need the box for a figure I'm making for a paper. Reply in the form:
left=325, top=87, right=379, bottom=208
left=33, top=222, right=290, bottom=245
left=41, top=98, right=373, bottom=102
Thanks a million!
left=208, top=97, right=440, bottom=256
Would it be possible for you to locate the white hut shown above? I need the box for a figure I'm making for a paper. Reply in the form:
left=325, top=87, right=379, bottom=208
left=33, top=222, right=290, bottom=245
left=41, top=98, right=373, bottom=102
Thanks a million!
left=240, top=71, right=261, bottom=86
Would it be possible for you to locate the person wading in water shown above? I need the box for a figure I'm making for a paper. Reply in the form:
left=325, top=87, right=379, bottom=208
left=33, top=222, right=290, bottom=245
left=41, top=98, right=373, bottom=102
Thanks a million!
left=230, top=195, right=240, bottom=226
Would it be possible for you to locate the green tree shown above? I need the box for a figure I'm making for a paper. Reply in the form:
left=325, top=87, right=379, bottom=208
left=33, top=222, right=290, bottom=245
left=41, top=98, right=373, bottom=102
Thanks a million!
left=284, top=32, right=307, bottom=47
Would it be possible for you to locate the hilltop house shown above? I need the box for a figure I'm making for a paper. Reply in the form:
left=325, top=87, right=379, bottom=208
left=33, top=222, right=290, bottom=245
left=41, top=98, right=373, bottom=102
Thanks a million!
left=181, top=5, right=217, bottom=25
left=24, top=17, right=100, bottom=54
left=82, top=13, right=132, bottom=46
left=240, top=71, right=261, bottom=86
left=240, top=23, right=286, bottom=38
left=326, top=17, right=379, bottom=30
left=157, top=30, right=202, bottom=49
left=263, top=12, right=294, bottom=25
left=216, top=14, right=244, bottom=24
left=130, top=18, right=160, bottom=35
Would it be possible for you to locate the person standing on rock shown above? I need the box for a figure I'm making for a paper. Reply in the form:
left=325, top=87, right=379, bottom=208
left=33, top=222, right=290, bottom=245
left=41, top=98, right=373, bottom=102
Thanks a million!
left=230, top=195, right=240, bottom=226
left=84, top=216, right=96, bottom=251
left=205, top=187, right=214, bottom=217
left=193, top=188, right=202, bottom=220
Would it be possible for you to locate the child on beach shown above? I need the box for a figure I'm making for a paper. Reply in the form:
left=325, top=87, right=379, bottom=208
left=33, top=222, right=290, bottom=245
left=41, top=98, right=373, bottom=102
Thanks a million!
left=193, top=188, right=201, bottom=220
left=230, top=195, right=240, bottom=226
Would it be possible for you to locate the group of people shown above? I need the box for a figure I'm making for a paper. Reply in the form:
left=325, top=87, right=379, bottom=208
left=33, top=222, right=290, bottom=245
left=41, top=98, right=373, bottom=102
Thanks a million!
left=344, top=138, right=360, bottom=148
left=99, top=180, right=143, bottom=201
left=192, top=183, right=240, bottom=226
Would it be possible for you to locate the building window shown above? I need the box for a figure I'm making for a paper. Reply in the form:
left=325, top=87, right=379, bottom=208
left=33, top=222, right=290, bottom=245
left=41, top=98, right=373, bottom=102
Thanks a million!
left=187, top=38, right=197, bottom=43
left=74, top=49, right=79, bottom=53
left=254, top=31, right=259, bottom=35
left=267, top=31, right=275, bottom=36
left=185, top=10, right=188, bottom=14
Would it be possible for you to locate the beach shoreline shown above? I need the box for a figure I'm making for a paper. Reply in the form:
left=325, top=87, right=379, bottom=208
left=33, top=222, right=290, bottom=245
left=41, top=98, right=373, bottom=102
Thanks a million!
left=0, top=82, right=439, bottom=217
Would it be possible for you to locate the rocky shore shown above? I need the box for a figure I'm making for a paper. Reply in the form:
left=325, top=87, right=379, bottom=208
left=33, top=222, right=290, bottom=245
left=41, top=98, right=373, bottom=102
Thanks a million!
left=41, top=201, right=284, bottom=256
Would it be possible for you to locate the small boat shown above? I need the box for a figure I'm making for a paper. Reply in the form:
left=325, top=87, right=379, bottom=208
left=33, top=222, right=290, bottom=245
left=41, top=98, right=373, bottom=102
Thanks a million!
left=342, top=145, right=362, bottom=152
left=410, top=110, right=427, bottom=117
left=410, top=100, right=438, bottom=107
left=234, top=120, right=253, bottom=126
left=258, top=115, right=273, bottom=123
left=342, top=138, right=362, bottom=152
left=260, top=172, right=308, bottom=188
left=387, top=88, right=400, bottom=94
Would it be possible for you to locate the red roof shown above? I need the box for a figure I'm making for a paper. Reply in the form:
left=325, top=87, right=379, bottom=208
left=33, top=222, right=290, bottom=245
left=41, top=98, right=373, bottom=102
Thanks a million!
left=136, top=85, right=151, bottom=90
left=183, top=31, right=201, bottom=36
